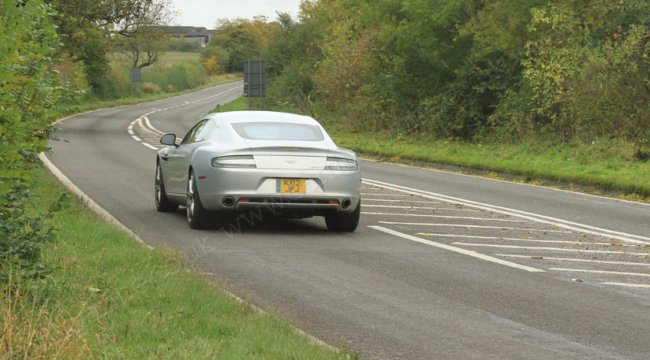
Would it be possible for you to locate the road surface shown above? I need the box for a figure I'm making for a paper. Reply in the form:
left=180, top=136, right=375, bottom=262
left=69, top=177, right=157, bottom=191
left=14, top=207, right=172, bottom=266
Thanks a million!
left=46, top=82, right=650, bottom=360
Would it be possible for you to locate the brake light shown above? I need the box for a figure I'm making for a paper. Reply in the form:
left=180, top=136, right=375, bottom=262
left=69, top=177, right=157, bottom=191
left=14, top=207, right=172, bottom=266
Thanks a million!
left=211, top=155, right=257, bottom=168
left=325, top=157, right=358, bottom=171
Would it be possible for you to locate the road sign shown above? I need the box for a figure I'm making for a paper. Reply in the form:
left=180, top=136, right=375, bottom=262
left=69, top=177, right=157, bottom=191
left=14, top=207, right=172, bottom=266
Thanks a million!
left=244, top=60, right=265, bottom=98
left=130, top=67, right=142, bottom=83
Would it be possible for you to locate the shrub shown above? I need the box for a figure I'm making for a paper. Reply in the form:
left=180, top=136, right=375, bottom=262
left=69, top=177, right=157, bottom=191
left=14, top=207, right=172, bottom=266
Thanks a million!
left=142, top=82, right=162, bottom=94
left=0, top=0, right=69, bottom=280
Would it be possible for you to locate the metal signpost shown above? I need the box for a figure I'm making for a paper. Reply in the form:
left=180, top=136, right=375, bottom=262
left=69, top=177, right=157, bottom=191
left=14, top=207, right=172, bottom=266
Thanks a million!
left=243, top=60, right=266, bottom=110
left=130, top=67, right=142, bottom=96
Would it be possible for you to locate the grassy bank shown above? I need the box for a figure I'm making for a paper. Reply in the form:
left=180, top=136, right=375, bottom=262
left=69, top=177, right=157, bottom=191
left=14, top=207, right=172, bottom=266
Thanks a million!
left=58, top=73, right=241, bottom=118
left=1, top=168, right=349, bottom=359
left=214, top=97, right=650, bottom=199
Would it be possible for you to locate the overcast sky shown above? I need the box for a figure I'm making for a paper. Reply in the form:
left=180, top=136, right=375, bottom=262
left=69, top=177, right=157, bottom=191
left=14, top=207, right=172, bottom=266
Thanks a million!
left=170, top=0, right=303, bottom=28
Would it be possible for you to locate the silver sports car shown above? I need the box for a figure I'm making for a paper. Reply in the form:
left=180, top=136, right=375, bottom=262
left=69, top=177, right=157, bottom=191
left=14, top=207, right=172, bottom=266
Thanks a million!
left=155, top=111, right=361, bottom=231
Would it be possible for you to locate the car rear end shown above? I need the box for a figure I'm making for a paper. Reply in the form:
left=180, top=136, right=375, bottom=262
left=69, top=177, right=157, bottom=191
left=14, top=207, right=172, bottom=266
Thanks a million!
left=194, top=114, right=361, bottom=217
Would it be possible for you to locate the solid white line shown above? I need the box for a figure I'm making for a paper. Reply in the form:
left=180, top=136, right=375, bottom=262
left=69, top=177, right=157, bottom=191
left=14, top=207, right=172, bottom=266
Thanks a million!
left=417, top=233, right=610, bottom=246
left=378, top=221, right=571, bottom=233
left=142, top=143, right=158, bottom=150
left=454, top=243, right=650, bottom=256
left=360, top=158, right=650, bottom=207
left=362, top=179, right=650, bottom=245
left=495, top=254, right=650, bottom=267
left=127, top=129, right=135, bottom=136
left=131, top=135, right=142, bottom=142
left=370, top=226, right=544, bottom=272
left=550, top=268, right=650, bottom=278
left=602, top=282, right=650, bottom=289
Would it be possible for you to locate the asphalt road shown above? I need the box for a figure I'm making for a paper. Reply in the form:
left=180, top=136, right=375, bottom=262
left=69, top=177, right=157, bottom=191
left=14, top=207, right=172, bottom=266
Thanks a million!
left=46, top=82, right=650, bottom=360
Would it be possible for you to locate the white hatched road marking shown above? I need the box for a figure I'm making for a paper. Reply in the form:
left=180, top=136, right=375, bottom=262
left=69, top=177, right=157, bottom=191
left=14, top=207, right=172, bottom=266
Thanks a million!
left=363, top=204, right=488, bottom=214
left=361, top=193, right=416, bottom=197
left=417, top=233, right=613, bottom=246
left=454, top=243, right=650, bottom=256
left=369, top=226, right=544, bottom=273
left=363, top=179, right=650, bottom=245
left=363, top=198, right=442, bottom=204
left=602, top=282, right=650, bottom=289
left=496, top=254, right=650, bottom=267
left=550, top=268, right=650, bottom=278
left=363, top=213, right=527, bottom=223
left=379, top=221, right=571, bottom=233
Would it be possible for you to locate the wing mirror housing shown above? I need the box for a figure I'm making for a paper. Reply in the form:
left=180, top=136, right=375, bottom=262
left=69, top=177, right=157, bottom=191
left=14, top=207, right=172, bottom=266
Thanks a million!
left=160, top=134, right=177, bottom=147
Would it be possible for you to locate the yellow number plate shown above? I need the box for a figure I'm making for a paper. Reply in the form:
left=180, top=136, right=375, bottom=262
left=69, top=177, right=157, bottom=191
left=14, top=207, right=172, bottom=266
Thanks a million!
left=277, top=179, right=306, bottom=194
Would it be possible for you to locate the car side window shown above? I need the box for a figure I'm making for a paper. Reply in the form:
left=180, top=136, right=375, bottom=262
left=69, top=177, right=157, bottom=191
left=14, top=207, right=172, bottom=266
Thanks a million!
left=195, top=120, right=217, bottom=142
left=181, top=120, right=207, bottom=145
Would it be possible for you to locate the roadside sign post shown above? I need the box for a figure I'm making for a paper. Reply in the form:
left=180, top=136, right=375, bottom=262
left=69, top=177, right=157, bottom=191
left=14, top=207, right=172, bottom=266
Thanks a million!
left=130, top=67, right=142, bottom=96
left=243, top=60, right=266, bottom=110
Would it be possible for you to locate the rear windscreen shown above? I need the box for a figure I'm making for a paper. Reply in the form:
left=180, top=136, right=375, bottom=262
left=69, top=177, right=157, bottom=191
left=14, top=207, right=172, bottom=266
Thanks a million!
left=232, top=122, right=324, bottom=141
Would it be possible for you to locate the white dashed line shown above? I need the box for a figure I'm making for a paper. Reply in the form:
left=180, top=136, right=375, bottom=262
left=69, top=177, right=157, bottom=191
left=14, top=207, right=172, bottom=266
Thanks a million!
left=454, top=243, right=650, bottom=256
left=602, top=282, right=650, bottom=289
left=495, top=254, right=650, bottom=267
left=370, top=226, right=544, bottom=272
left=141, top=143, right=158, bottom=150
left=379, top=221, right=571, bottom=233
left=550, top=268, right=650, bottom=278
left=126, top=84, right=243, bottom=151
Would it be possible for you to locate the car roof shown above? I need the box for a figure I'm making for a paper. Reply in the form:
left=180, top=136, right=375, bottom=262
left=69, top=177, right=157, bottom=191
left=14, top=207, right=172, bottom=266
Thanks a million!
left=206, top=111, right=318, bottom=125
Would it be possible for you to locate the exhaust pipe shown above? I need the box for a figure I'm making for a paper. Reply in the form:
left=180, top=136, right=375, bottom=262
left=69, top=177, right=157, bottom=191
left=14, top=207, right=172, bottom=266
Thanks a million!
left=222, top=196, right=235, bottom=207
left=341, top=198, right=352, bottom=210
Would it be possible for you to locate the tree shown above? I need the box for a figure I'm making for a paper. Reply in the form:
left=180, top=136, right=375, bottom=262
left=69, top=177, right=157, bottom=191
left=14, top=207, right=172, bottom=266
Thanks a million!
left=47, top=0, right=173, bottom=95
left=118, top=26, right=170, bottom=69
left=205, top=17, right=279, bottom=73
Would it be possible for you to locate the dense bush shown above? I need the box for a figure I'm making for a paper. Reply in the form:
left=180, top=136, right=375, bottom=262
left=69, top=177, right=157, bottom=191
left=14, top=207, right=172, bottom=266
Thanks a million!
left=0, top=0, right=70, bottom=280
left=168, top=37, right=202, bottom=52
left=264, top=0, right=650, bottom=156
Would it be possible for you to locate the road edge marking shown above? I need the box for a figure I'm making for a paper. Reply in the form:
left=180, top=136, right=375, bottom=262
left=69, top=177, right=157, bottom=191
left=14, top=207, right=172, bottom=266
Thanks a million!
left=42, top=84, right=340, bottom=354
left=369, top=225, right=545, bottom=273
left=39, top=152, right=153, bottom=250
left=602, top=282, right=650, bottom=289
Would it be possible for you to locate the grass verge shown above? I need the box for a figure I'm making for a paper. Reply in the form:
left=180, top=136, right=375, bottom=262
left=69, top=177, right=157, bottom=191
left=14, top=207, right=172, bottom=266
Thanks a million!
left=1, top=167, right=349, bottom=359
left=214, top=97, right=650, bottom=200
left=58, top=73, right=242, bottom=118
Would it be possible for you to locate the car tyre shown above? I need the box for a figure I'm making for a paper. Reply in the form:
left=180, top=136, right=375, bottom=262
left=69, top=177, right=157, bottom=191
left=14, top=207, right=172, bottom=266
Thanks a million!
left=155, top=161, right=179, bottom=213
left=186, top=170, right=209, bottom=229
left=325, top=200, right=360, bottom=232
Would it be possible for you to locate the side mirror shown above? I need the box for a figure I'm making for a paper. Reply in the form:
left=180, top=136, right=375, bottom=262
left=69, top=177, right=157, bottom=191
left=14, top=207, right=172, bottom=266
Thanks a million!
left=160, top=134, right=177, bottom=146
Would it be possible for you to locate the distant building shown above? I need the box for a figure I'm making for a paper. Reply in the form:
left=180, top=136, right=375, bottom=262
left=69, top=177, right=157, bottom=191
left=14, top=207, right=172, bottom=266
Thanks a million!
left=164, top=26, right=211, bottom=47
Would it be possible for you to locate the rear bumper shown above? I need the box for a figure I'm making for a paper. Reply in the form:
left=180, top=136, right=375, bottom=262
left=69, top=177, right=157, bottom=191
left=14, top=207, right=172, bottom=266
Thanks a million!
left=195, top=167, right=361, bottom=213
